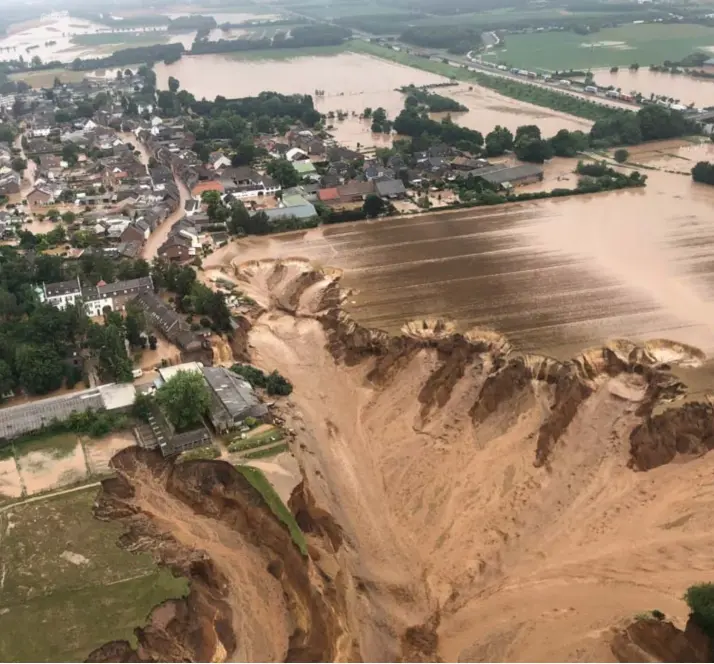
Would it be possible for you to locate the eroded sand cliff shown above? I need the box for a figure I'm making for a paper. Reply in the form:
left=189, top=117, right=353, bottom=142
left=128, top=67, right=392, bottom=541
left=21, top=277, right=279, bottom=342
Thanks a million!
left=91, top=258, right=714, bottom=662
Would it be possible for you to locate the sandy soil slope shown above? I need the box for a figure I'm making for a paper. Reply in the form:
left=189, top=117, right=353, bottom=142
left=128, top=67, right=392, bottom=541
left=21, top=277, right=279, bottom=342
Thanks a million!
left=237, top=258, right=714, bottom=662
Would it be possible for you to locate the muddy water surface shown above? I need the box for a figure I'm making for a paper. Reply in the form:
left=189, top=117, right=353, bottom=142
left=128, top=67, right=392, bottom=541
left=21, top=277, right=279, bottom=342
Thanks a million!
left=155, top=53, right=592, bottom=147
left=590, top=68, right=714, bottom=107
left=209, top=141, right=714, bottom=359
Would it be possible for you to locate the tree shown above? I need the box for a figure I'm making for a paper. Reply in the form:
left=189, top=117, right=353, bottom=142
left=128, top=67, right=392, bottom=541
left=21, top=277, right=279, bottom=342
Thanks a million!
left=125, top=303, right=146, bottom=347
left=11, top=157, right=26, bottom=173
left=88, top=321, right=133, bottom=383
left=148, top=334, right=158, bottom=351
left=549, top=129, right=588, bottom=158
left=691, top=161, right=714, bottom=185
left=168, top=75, right=180, bottom=93
left=363, top=194, right=386, bottom=218
left=363, top=107, right=372, bottom=118
left=62, top=142, right=80, bottom=167
left=266, top=159, right=299, bottom=188
left=46, top=208, right=60, bottom=222
left=231, top=140, right=257, bottom=167
left=614, top=148, right=629, bottom=164
left=156, top=370, right=211, bottom=431
left=201, top=189, right=221, bottom=206
left=685, top=584, right=714, bottom=637
left=228, top=201, right=251, bottom=235
left=514, top=135, right=553, bottom=164
left=15, top=344, right=65, bottom=394
left=266, top=370, right=292, bottom=396
left=485, top=125, right=513, bottom=157
left=124, top=68, right=133, bottom=77
left=0, top=359, right=15, bottom=400
left=61, top=210, right=76, bottom=224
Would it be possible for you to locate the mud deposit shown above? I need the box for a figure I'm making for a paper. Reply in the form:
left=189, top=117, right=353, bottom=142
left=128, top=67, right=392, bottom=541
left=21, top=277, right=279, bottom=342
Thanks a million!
left=92, top=257, right=714, bottom=662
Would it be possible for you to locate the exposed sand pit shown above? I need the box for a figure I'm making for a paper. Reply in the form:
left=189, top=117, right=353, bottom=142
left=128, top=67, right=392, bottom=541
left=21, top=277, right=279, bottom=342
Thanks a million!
left=84, top=432, right=135, bottom=477
left=17, top=439, right=88, bottom=495
left=0, top=457, right=22, bottom=499
left=232, top=258, right=714, bottom=661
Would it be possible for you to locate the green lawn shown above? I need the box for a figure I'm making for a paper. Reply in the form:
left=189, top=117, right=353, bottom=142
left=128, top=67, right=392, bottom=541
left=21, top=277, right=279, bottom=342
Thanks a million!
left=235, top=465, right=307, bottom=555
left=243, top=443, right=289, bottom=459
left=482, top=23, right=714, bottom=71
left=0, top=488, right=189, bottom=662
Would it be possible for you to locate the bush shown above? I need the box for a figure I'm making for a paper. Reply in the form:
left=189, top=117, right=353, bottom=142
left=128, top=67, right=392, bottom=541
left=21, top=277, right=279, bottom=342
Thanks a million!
left=614, top=148, right=629, bottom=163
left=266, top=370, right=292, bottom=396
left=685, top=583, right=714, bottom=636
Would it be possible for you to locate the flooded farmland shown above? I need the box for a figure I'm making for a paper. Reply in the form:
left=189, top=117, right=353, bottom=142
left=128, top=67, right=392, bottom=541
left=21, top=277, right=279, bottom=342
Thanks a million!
left=154, top=52, right=592, bottom=147
left=590, top=67, right=714, bottom=107
left=207, top=141, right=714, bottom=360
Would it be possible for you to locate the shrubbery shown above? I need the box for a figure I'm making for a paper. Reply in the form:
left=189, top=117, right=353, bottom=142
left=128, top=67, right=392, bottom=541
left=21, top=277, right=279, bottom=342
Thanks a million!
left=685, top=583, right=714, bottom=636
left=230, top=364, right=293, bottom=396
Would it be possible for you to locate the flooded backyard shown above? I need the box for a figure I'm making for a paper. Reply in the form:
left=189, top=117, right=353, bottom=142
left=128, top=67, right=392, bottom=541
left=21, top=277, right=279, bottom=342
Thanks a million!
left=207, top=140, right=714, bottom=360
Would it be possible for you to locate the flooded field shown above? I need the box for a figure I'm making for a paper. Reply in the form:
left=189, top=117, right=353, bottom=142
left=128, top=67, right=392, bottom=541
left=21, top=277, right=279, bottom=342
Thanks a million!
left=0, top=431, right=138, bottom=500
left=155, top=52, right=591, bottom=147
left=207, top=140, right=714, bottom=360
left=0, top=15, right=147, bottom=63
left=589, top=68, right=714, bottom=107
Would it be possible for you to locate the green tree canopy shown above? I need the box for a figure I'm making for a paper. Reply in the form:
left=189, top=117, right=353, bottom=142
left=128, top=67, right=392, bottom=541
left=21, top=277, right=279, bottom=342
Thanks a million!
left=266, top=159, right=299, bottom=188
left=156, top=370, right=211, bottom=431
left=485, top=125, right=513, bottom=157
left=363, top=193, right=386, bottom=218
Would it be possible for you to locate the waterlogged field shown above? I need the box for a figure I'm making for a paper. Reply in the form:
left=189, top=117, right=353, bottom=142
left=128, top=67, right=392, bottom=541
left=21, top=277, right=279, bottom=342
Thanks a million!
left=208, top=141, right=714, bottom=360
left=0, top=488, right=189, bottom=662
left=483, top=23, right=714, bottom=71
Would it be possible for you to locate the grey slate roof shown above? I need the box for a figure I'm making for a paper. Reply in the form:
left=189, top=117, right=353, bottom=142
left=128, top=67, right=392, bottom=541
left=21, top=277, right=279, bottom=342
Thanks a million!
left=375, top=179, right=406, bottom=197
left=472, top=163, right=544, bottom=185
left=202, top=366, right=268, bottom=420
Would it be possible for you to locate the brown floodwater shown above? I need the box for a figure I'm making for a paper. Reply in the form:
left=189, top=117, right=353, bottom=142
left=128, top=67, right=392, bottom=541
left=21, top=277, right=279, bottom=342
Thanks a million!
left=155, top=53, right=592, bottom=147
left=589, top=68, right=714, bottom=107
left=207, top=140, right=714, bottom=359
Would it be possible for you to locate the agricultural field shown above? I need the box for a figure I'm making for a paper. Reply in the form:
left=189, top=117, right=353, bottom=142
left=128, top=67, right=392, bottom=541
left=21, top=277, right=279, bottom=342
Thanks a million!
left=482, top=23, right=714, bottom=71
left=0, top=488, right=189, bottom=662
left=9, top=67, right=87, bottom=87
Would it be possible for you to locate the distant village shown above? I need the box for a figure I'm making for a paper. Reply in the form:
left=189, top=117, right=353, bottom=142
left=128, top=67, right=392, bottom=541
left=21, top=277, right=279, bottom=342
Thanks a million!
left=0, top=66, right=547, bottom=457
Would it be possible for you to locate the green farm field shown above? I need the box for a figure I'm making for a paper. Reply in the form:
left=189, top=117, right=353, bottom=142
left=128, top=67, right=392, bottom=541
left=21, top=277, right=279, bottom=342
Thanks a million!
left=482, top=23, right=714, bottom=71
left=0, top=488, right=188, bottom=662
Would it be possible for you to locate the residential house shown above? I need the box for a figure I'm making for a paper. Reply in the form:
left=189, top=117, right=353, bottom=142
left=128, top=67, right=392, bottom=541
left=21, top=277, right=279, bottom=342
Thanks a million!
left=0, top=172, right=20, bottom=195
left=208, top=151, right=231, bottom=171
left=218, top=167, right=280, bottom=199
left=191, top=180, right=224, bottom=198
left=35, top=276, right=154, bottom=316
left=261, top=193, right=317, bottom=223
left=337, top=180, right=375, bottom=203
left=26, top=185, right=53, bottom=206
left=120, top=219, right=151, bottom=244
left=158, top=235, right=192, bottom=262
left=293, top=160, right=319, bottom=181
left=286, top=147, right=309, bottom=162
left=184, top=199, right=199, bottom=216
left=131, top=290, right=210, bottom=361
left=375, top=179, right=407, bottom=199
left=38, top=154, right=63, bottom=177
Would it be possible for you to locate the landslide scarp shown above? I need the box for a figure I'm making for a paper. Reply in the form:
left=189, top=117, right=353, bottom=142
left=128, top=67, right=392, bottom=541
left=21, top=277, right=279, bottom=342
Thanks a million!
left=88, top=447, right=350, bottom=663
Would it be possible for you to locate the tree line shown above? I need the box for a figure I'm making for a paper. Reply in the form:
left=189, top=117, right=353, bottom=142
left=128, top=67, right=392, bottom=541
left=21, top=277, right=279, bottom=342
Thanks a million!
left=190, top=25, right=351, bottom=55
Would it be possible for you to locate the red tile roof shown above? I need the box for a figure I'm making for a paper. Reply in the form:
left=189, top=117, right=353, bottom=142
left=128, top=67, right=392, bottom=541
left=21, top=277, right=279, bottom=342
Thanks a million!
left=318, top=187, right=340, bottom=201
left=191, top=180, right=225, bottom=196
